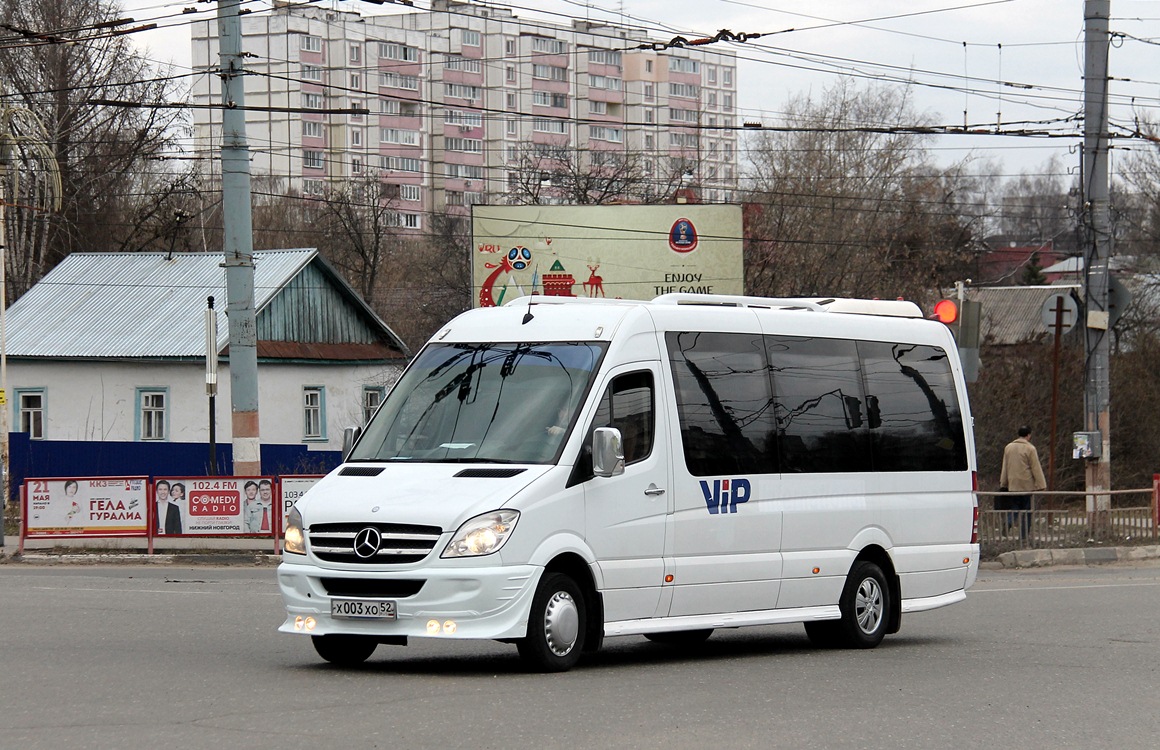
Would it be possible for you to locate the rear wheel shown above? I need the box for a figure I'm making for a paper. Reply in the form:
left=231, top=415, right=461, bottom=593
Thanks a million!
left=517, top=572, right=586, bottom=672
left=311, top=634, right=378, bottom=666
left=808, top=561, right=891, bottom=649
left=643, top=629, right=714, bottom=646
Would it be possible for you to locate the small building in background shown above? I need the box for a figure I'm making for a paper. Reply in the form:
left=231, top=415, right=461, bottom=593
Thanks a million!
left=4, top=249, right=408, bottom=488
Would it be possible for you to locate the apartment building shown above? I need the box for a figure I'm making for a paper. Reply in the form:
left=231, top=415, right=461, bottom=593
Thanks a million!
left=190, top=0, right=740, bottom=227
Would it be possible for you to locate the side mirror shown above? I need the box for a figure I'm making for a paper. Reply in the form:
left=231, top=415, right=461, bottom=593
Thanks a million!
left=342, top=425, right=362, bottom=461
left=592, top=427, right=624, bottom=478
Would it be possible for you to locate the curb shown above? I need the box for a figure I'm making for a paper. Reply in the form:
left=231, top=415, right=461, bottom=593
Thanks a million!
left=0, top=552, right=280, bottom=566
left=994, top=545, right=1160, bottom=569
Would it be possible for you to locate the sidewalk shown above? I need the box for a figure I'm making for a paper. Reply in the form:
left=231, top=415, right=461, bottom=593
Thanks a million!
left=989, top=544, right=1160, bottom=569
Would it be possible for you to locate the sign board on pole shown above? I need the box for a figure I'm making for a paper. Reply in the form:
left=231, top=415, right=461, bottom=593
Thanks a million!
left=278, top=475, right=323, bottom=536
left=23, top=477, right=149, bottom=538
left=1041, top=292, right=1079, bottom=333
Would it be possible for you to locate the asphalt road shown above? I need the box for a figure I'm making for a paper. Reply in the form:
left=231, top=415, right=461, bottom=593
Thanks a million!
left=2, top=561, right=1158, bottom=750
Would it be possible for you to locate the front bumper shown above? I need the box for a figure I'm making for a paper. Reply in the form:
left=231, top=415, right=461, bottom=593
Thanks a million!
left=277, top=559, right=541, bottom=640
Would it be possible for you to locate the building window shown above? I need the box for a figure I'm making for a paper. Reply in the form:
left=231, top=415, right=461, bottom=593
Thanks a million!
left=445, top=137, right=483, bottom=153
left=302, top=93, right=324, bottom=109
left=400, top=184, right=421, bottom=201
left=380, top=128, right=420, bottom=146
left=506, top=65, right=516, bottom=82
left=669, top=57, right=700, bottom=74
left=644, top=82, right=654, bottom=101
left=506, top=118, right=517, bottom=136
left=380, top=43, right=419, bottom=62
left=303, top=150, right=325, bottom=169
left=350, top=127, right=362, bottom=146
left=645, top=59, right=653, bottom=73
left=350, top=72, right=361, bottom=90
left=403, top=213, right=420, bottom=229
left=444, top=83, right=481, bottom=100
left=723, top=68, right=733, bottom=86
left=444, top=54, right=482, bottom=73
left=381, top=72, right=420, bottom=90
left=17, top=389, right=45, bottom=439
left=590, top=100, right=607, bottom=115
left=349, top=43, right=361, bottom=63
left=644, top=134, right=655, bottom=149
left=301, top=35, right=321, bottom=53
left=303, top=387, right=325, bottom=441
left=532, top=118, right=568, bottom=134
left=351, top=156, right=362, bottom=174
left=303, top=121, right=323, bottom=138
left=723, top=93, right=733, bottom=112
left=707, top=65, right=717, bottom=84
left=506, top=92, right=517, bottom=110
left=362, top=387, right=385, bottom=425
left=445, top=110, right=483, bottom=127
left=533, top=64, right=568, bottom=82
left=461, top=29, right=481, bottom=47
left=589, top=126, right=622, bottom=142
left=303, top=179, right=324, bottom=195
left=505, top=38, right=516, bottom=56
left=301, top=64, right=322, bottom=82
left=588, top=49, right=622, bottom=67
left=532, top=36, right=567, bottom=54
left=669, top=82, right=700, bottom=99
left=588, top=75, right=622, bottom=91
left=137, top=389, right=167, bottom=442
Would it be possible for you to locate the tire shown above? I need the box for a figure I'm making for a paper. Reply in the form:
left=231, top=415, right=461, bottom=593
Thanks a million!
left=643, top=629, right=714, bottom=646
left=833, top=561, right=891, bottom=649
left=311, top=634, right=378, bottom=666
left=517, top=572, right=586, bottom=672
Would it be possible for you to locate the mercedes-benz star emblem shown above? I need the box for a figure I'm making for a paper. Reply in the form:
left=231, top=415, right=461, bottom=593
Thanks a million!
left=353, top=527, right=382, bottom=559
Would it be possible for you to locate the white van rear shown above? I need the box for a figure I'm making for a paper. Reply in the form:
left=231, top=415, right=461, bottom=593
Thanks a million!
left=278, top=294, right=979, bottom=671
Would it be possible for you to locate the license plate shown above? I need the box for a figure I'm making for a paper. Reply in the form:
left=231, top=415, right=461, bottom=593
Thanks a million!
left=330, top=598, right=397, bottom=620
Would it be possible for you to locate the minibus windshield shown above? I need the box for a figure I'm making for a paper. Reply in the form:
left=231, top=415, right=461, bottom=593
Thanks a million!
left=350, top=342, right=607, bottom=464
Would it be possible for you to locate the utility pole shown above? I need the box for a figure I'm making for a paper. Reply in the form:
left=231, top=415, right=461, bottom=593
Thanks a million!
left=217, top=0, right=261, bottom=476
left=1082, top=0, right=1112, bottom=515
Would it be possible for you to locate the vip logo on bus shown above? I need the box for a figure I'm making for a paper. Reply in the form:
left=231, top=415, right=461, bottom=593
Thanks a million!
left=699, top=478, right=751, bottom=514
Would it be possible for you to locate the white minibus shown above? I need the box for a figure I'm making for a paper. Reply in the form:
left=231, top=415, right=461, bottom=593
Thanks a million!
left=278, top=294, right=980, bottom=671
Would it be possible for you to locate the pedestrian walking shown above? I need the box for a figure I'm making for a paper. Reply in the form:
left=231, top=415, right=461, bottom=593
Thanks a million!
left=999, top=425, right=1047, bottom=540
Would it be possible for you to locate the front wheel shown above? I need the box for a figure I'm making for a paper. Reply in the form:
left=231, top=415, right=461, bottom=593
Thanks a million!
left=517, top=572, right=586, bottom=672
left=311, top=634, right=378, bottom=666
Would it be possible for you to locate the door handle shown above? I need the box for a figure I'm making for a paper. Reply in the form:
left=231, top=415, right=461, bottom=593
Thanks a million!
left=644, top=484, right=666, bottom=497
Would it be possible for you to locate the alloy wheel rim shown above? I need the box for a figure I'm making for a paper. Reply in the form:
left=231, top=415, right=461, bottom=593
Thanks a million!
left=855, top=578, right=883, bottom=634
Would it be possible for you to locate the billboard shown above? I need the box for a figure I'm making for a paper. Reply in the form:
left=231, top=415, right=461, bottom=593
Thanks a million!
left=471, top=204, right=743, bottom=307
left=154, top=476, right=275, bottom=536
left=23, top=477, right=149, bottom=538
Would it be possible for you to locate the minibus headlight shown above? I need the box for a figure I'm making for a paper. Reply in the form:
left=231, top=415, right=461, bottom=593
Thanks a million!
left=442, top=510, right=520, bottom=558
left=284, top=507, right=306, bottom=555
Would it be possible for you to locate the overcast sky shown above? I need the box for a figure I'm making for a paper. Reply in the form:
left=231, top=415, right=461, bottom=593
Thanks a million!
left=118, top=0, right=1160, bottom=181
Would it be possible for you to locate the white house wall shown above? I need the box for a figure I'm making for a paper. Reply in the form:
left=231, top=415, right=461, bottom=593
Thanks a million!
left=8, top=360, right=403, bottom=452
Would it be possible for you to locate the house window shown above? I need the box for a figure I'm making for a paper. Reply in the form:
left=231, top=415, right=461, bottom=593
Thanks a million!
left=461, top=29, right=481, bottom=47
left=362, top=386, right=385, bottom=425
left=303, top=121, right=323, bottom=138
left=137, top=389, right=167, bottom=441
left=505, top=38, right=516, bottom=56
left=506, top=93, right=517, bottom=110
left=301, top=64, right=322, bottom=82
left=400, top=184, right=421, bottom=201
left=303, top=387, right=325, bottom=441
left=349, top=43, right=361, bottom=63
left=506, top=118, right=517, bottom=137
left=350, top=72, right=361, bottom=90
left=301, top=35, right=321, bottom=53
left=17, top=389, right=45, bottom=439
left=350, top=127, right=362, bottom=146
left=644, top=82, right=654, bottom=101
left=303, top=93, right=324, bottom=109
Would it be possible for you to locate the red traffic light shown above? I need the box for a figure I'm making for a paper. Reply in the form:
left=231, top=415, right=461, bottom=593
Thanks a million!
left=933, top=299, right=958, bottom=324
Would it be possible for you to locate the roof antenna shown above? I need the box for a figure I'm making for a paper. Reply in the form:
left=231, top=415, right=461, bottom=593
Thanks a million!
left=521, top=294, right=535, bottom=325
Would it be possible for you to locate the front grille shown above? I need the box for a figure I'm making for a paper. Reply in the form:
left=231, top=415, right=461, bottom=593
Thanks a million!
left=309, top=522, right=443, bottom=564
left=320, top=577, right=426, bottom=598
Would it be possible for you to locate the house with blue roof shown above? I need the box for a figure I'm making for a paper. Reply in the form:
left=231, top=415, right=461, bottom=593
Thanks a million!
left=3, top=249, right=409, bottom=487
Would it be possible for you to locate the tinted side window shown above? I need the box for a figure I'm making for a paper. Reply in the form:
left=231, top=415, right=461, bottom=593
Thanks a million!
left=858, top=341, right=967, bottom=471
left=767, top=335, right=872, bottom=473
left=667, top=331, right=777, bottom=476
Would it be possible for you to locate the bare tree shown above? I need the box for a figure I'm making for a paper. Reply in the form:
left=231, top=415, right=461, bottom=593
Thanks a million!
left=742, top=81, right=976, bottom=305
left=505, top=139, right=689, bottom=205
left=0, top=0, right=186, bottom=298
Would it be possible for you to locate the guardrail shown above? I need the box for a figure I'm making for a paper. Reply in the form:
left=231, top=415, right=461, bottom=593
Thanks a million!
left=976, top=477, right=1160, bottom=554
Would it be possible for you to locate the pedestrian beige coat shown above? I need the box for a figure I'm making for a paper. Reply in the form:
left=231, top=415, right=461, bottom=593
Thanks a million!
left=1000, top=437, right=1047, bottom=492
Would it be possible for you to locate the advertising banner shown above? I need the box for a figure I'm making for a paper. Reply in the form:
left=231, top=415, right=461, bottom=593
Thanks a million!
left=471, top=204, right=744, bottom=307
left=24, top=477, right=149, bottom=538
left=278, top=475, right=324, bottom=536
left=154, top=476, right=275, bottom=536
